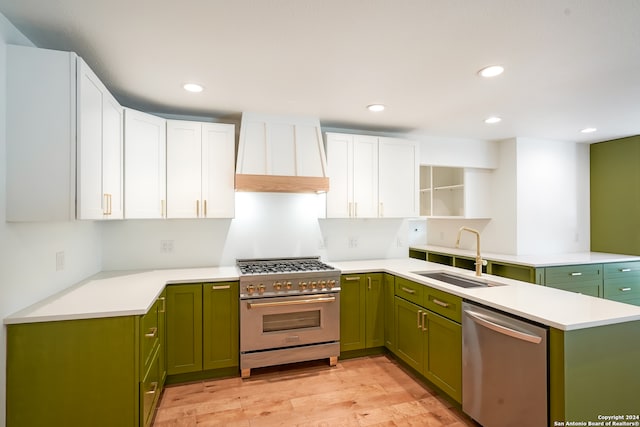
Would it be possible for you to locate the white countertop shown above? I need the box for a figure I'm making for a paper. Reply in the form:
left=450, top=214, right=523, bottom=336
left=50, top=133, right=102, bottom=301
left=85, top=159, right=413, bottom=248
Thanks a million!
left=329, top=258, right=640, bottom=331
left=6, top=258, right=640, bottom=331
left=410, top=245, right=640, bottom=267
left=4, top=266, right=240, bottom=325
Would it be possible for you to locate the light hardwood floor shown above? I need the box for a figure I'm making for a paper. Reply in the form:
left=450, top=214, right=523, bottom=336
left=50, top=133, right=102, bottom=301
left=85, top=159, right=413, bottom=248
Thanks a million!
left=153, top=355, right=478, bottom=427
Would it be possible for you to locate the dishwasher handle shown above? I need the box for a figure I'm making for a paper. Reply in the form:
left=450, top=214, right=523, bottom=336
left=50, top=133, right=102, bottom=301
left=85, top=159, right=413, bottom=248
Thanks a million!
left=464, top=309, right=543, bottom=344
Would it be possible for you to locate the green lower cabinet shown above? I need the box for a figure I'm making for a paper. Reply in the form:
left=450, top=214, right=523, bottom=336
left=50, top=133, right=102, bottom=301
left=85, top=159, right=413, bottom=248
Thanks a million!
left=603, top=261, right=640, bottom=306
left=7, top=316, right=138, bottom=427
left=549, top=321, right=640, bottom=423
left=203, top=282, right=239, bottom=370
left=383, top=274, right=396, bottom=351
left=394, top=294, right=462, bottom=404
left=166, top=283, right=204, bottom=374
left=340, top=273, right=384, bottom=353
left=166, top=282, right=239, bottom=378
left=544, top=264, right=603, bottom=297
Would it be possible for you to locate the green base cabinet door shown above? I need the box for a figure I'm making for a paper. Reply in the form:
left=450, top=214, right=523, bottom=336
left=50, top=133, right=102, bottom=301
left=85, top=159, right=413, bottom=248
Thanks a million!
left=203, top=282, right=239, bottom=370
left=340, top=274, right=367, bottom=352
left=394, top=296, right=425, bottom=373
left=365, top=273, right=384, bottom=348
left=383, top=274, right=396, bottom=351
left=166, top=284, right=203, bottom=375
left=424, top=311, right=462, bottom=403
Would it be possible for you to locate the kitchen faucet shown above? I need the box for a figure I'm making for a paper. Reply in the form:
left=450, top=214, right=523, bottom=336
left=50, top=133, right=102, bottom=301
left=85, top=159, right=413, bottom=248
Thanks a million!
left=455, top=226, right=483, bottom=276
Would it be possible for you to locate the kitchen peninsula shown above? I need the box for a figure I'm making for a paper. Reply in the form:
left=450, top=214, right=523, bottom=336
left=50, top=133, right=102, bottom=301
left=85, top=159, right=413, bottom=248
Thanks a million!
left=5, top=257, right=640, bottom=426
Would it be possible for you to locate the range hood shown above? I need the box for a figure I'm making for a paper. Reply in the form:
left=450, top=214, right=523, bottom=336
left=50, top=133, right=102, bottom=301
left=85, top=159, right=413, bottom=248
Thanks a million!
left=235, top=112, right=330, bottom=193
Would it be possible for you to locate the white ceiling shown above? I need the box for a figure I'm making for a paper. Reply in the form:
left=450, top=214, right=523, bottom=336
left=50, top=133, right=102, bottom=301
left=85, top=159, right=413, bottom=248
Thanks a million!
left=1, top=0, right=639, bottom=143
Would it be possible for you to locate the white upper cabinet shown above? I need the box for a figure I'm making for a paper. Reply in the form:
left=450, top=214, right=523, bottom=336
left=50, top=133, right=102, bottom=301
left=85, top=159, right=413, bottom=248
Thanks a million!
left=76, top=58, right=123, bottom=220
left=124, top=109, right=167, bottom=219
left=326, top=133, right=418, bottom=218
left=166, top=120, right=235, bottom=218
left=6, top=45, right=123, bottom=222
left=378, top=137, right=419, bottom=218
left=419, top=166, right=492, bottom=218
left=6, top=45, right=77, bottom=221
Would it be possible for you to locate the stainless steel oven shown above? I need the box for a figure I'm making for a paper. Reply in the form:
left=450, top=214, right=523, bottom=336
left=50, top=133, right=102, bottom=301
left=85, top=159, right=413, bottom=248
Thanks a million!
left=237, top=257, right=341, bottom=378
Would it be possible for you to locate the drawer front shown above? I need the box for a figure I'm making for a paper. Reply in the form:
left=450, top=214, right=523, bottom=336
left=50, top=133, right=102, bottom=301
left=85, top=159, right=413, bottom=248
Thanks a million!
left=140, top=344, right=161, bottom=427
left=395, top=277, right=423, bottom=306
left=547, top=282, right=602, bottom=297
left=423, top=286, right=462, bottom=323
left=604, top=268, right=640, bottom=299
left=545, top=264, right=602, bottom=285
left=141, top=299, right=159, bottom=370
left=604, top=261, right=640, bottom=279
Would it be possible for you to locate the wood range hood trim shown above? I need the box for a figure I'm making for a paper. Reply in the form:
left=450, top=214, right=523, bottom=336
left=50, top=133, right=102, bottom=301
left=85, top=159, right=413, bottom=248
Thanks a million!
left=235, top=174, right=329, bottom=193
left=235, top=112, right=330, bottom=194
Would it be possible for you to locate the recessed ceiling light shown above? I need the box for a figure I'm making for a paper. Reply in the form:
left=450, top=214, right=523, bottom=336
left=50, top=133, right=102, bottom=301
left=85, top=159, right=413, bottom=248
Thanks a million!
left=367, top=104, right=385, bottom=112
left=478, top=65, right=504, bottom=78
left=484, top=116, right=502, bottom=124
left=581, top=127, right=597, bottom=133
left=183, top=83, right=204, bottom=93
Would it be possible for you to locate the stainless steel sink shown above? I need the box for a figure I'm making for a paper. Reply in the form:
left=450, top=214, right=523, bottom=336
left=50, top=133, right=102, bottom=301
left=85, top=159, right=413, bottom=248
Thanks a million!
left=412, top=271, right=504, bottom=288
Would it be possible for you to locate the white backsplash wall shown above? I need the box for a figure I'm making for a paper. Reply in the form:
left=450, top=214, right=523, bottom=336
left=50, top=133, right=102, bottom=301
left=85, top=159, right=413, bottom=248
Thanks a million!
left=101, top=192, right=409, bottom=270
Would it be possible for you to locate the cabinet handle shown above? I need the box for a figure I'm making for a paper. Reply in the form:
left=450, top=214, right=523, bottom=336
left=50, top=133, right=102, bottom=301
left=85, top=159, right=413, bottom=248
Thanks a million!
left=103, top=193, right=109, bottom=215
left=432, top=298, right=450, bottom=308
left=158, top=296, right=166, bottom=313
left=401, top=286, right=416, bottom=294
left=145, top=327, right=158, bottom=338
left=417, top=309, right=422, bottom=329
left=345, top=276, right=360, bottom=281
left=145, top=382, right=158, bottom=395
left=620, top=287, right=632, bottom=292
left=204, top=200, right=207, bottom=217
left=368, top=276, right=372, bottom=290
left=196, top=200, right=200, bottom=217
left=570, top=272, right=583, bottom=276
left=620, top=268, right=632, bottom=272
left=422, top=312, right=428, bottom=331
left=108, top=194, right=113, bottom=215
left=355, top=202, right=358, bottom=217
left=212, top=285, right=231, bottom=290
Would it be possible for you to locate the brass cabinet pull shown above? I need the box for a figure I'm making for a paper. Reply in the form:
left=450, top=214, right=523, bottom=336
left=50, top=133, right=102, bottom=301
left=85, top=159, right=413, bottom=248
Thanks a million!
left=368, top=276, right=372, bottom=290
left=204, top=200, right=207, bottom=217
left=570, top=272, right=583, bottom=276
left=401, top=286, right=416, bottom=294
left=432, top=298, right=450, bottom=308
left=158, top=296, right=166, bottom=313
left=345, top=276, right=360, bottom=281
left=417, top=309, right=422, bottom=329
left=620, top=287, right=632, bottom=292
left=355, top=202, right=358, bottom=217
left=144, top=327, right=158, bottom=338
left=145, top=382, right=158, bottom=395
left=212, top=285, right=231, bottom=290
left=422, top=312, right=428, bottom=331
left=103, top=193, right=109, bottom=215
left=196, top=200, right=200, bottom=217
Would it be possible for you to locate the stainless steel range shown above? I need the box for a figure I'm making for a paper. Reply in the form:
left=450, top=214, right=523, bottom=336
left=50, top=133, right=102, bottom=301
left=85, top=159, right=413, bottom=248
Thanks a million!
left=237, top=257, right=341, bottom=378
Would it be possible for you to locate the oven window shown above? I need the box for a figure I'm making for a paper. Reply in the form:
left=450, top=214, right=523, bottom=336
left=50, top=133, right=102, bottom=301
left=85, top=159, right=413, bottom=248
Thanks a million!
left=263, top=310, right=321, bottom=332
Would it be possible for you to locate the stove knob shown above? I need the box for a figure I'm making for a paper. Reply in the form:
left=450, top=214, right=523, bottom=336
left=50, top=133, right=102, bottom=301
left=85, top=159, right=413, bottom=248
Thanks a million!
left=310, top=281, right=317, bottom=289
left=328, top=280, right=336, bottom=287
left=320, top=280, right=327, bottom=289
left=300, top=282, right=308, bottom=290
left=286, top=281, right=292, bottom=290
left=247, top=285, right=255, bottom=295
left=274, top=282, right=283, bottom=291
left=258, top=284, right=266, bottom=294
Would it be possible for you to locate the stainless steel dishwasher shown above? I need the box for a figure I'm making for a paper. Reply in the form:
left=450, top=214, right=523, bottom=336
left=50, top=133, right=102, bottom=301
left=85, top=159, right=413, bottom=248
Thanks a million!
left=462, top=301, right=548, bottom=427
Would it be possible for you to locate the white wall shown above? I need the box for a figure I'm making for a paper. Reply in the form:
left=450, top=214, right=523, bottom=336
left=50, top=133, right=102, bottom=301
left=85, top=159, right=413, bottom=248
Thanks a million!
left=515, top=137, right=590, bottom=254
left=0, top=15, right=103, bottom=427
left=101, top=192, right=408, bottom=270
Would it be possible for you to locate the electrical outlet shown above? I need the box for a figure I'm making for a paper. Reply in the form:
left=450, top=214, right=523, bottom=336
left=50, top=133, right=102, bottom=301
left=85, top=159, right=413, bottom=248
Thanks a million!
left=56, top=251, right=65, bottom=271
left=349, top=237, right=359, bottom=248
left=160, top=240, right=174, bottom=253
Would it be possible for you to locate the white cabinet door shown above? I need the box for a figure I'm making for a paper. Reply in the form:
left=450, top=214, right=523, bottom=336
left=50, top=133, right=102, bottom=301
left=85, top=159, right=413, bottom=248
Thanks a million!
left=167, top=120, right=202, bottom=218
left=352, top=135, right=379, bottom=218
left=166, top=121, right=236, bottom=219
left=326, top=133, right=353, bottom=218
left=124, top=108, right=167, bottom=219
left=6, top=45, right=77, bottom=222
left=202, top=123, right=235, bottom=218
left=76, top=58, right=123, bottom=220
left=379, top=138, right=419, bottom=218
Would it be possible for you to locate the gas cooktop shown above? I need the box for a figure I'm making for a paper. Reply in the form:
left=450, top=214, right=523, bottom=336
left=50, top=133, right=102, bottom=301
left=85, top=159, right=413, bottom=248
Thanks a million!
left=236, top=257, right=337, bottom=275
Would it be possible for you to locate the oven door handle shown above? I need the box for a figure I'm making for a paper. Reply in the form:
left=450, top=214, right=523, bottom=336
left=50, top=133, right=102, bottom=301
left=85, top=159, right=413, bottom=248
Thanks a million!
left=247, top=296, right=336, bottom=309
